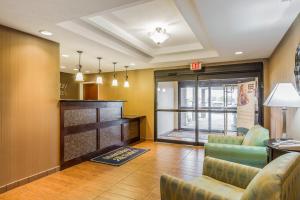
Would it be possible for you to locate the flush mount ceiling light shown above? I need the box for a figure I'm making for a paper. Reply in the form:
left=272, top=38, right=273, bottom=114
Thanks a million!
left=149, top=27, right=170, bottom=45
left=39, top=30, right=53, bottom=36
left=75, top=50, right=84, bottom=82
left=60, top=66, right=66, bottom=69
left=112, top=62, right=118, bottom=87
left=124, top=66, right=129, bottom=88
left=96, top=57, right=103, bottom=84
left=235, top=51, right=243, bottom=55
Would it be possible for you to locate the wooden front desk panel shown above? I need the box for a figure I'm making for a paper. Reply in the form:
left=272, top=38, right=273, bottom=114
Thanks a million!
left=60, top=100, right=144, bottom=169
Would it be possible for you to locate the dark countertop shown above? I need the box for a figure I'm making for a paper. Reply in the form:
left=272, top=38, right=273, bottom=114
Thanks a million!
left=60, top=99, right=126, bottom=102
left=123, top=115, right=146, bottom=119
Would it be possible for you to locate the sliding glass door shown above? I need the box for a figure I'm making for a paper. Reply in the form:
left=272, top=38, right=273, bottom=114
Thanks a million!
left=197, top=77, right=258, bottom=142
left=154, top=64, right=263, bottom=145
left=156, top=79, right=196, bottom=144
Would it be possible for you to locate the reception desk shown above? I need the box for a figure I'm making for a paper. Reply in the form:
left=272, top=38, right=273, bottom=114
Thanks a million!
left=60, top=100, right=144, bottom=169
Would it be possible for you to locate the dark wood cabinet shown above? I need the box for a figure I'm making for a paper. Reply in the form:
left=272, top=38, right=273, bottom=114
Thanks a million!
left=60, top=100, right=144, bottom=169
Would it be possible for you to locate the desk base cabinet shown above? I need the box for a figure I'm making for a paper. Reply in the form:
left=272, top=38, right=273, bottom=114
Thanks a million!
left=60, top=100, right=144, bottom=169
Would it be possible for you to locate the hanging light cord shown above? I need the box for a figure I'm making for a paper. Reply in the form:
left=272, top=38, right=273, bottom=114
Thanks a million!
left=125, top=66, right=128, bottom=80
left=77, top=50, right=83, bottom=72
left=98, top=57, right=102, bottom=74
left=113, top=62, right=117, bottom=78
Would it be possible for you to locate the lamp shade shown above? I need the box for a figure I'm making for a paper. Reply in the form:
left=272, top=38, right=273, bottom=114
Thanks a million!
left=112, top=79, right=118, bottom=86
left=264, top=83, right=300, bottom=108
left=75, top=72, right=84, bottom=82
left=96, top=76, right=103, bottom=84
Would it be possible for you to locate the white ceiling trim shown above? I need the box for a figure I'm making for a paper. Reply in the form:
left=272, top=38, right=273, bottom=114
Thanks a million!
left=173, top=0, right=213, bottom=49
left=152, top=42, right=203, bottom=55
left=83, top=15, right=154, bottom=56
left=57, top=20, right=151, bottom=62
left=150, top=49, right=219, bottom=64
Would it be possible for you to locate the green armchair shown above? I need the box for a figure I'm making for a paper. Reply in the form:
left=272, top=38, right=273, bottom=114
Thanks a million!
left=205, top=125, right=269, bottom=168
left=161, top=152, right=300, bottom=200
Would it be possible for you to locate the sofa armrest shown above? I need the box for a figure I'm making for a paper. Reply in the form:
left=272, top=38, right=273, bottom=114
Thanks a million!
left=208, top=135, right=244, bottom=145
left=203, top=157, right=261, bottom=189
left=160, top=174, right=227, bottom=200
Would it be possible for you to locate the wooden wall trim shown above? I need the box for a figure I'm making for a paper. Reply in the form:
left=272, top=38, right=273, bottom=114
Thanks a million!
left=0, top=166, right=60, bottom=194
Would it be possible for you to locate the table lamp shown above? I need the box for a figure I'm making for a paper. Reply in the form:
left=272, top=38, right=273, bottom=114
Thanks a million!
left=264, top=83, right=300, bottom=139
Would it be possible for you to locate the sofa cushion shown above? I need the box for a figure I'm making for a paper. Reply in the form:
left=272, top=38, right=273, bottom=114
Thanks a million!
left=189, top=175, right=244, bottom=200
left=208, top=134, right=245, bottom=145
left=241, top=152, right=300, bottom=200
left=242, top=125, right=269, bottom=146
left=205, top=143, right=268, bottom=168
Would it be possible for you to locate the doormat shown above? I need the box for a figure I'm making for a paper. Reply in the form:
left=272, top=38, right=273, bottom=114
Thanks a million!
left=91, top=146, right=149, bottom=166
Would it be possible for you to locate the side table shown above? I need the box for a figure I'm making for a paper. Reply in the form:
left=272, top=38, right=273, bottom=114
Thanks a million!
left=265, top=139, right=300, bottom=162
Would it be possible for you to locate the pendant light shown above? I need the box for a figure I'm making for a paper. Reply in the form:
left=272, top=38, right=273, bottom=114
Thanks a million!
left=96, top=57, right=103, bottom=84
left=75, top=50, right=84, bottom=82
left=124, top=66, right=129, bottom=88
left=112, top=62, right=118, bottom=86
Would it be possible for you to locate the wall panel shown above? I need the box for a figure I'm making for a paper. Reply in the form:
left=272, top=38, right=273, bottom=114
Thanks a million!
left=0, top=25, right=60, bottom=188
left=268, top=14, right=300, bottom=139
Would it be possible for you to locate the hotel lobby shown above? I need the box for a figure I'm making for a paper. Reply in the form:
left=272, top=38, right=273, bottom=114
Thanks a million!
left=0, top=0, right=300, bottom=200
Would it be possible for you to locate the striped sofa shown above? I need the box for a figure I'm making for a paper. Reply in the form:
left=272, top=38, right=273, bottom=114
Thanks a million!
left=204, top=125, right=269, bottom=168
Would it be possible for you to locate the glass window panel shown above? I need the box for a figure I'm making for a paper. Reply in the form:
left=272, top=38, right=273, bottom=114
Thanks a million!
left=226, top=85, right=238, bottom=108
left=198, top=112, right=209, bottom=131
left=211, top=86, right=224, bottom=107
left=211, top=113, right=224, bottom=131
left=227, top=113, right=237, bottom=132
left=180, top=112, right=195, bottom=129
left=157, top=111, right=195, bottom=142
left=198, top=87, right=209, bottom=108
left=157, top=81, right=178, bottom=109
left=180, top=87, right=195, bottom=108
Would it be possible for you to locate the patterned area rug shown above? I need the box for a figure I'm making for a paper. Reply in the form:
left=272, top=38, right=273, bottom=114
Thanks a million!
left=91, top=146, right=149, bottom=166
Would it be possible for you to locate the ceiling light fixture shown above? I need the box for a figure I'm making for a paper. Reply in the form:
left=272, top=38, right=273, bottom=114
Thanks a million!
left=39, top=30, right=53, bottom=36
left=96, top=57, right=103, bottom=84
left=61, top=66, right=66, bottom=69
left=112, top=62, right=118, bottom=86
left=149, top=27, right=169, bottom=45
left=235, top=51, right=243, bottom=55
left=62, top=54, right=69, bottom=58
left=75, top=50, right=84, bottom=82
left=124, top=66, right=129, bottom=88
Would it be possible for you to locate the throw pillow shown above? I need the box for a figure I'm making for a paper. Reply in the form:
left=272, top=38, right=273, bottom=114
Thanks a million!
left=242, top=125, right=269, bottom=146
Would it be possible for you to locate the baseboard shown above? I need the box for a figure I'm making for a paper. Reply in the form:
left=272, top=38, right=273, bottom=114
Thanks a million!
left=0, top=166, right=60, bottom=194
left=140, top=137, right=154, bottom=141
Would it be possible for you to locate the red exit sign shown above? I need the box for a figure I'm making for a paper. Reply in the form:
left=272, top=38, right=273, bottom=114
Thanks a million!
left=190, top=62, right=202, bottom=70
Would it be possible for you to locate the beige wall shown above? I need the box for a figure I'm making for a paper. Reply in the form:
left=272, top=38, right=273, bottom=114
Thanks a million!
left=85, top=69, right=155, bottom=140
left=268, top=14, right=300, bottom=139
left=0, top=25, right=60, bottom=188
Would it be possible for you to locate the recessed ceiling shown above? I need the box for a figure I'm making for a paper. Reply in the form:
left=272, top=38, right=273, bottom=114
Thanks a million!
left=88, top=0, right=201, bottom=49
left=0, top=0, right=299, bottom=74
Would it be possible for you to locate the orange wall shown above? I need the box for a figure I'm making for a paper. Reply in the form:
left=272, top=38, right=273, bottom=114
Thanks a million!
left=86, top=69, right=155, bottom=140
left=0, top=25, right=60, bottom=188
